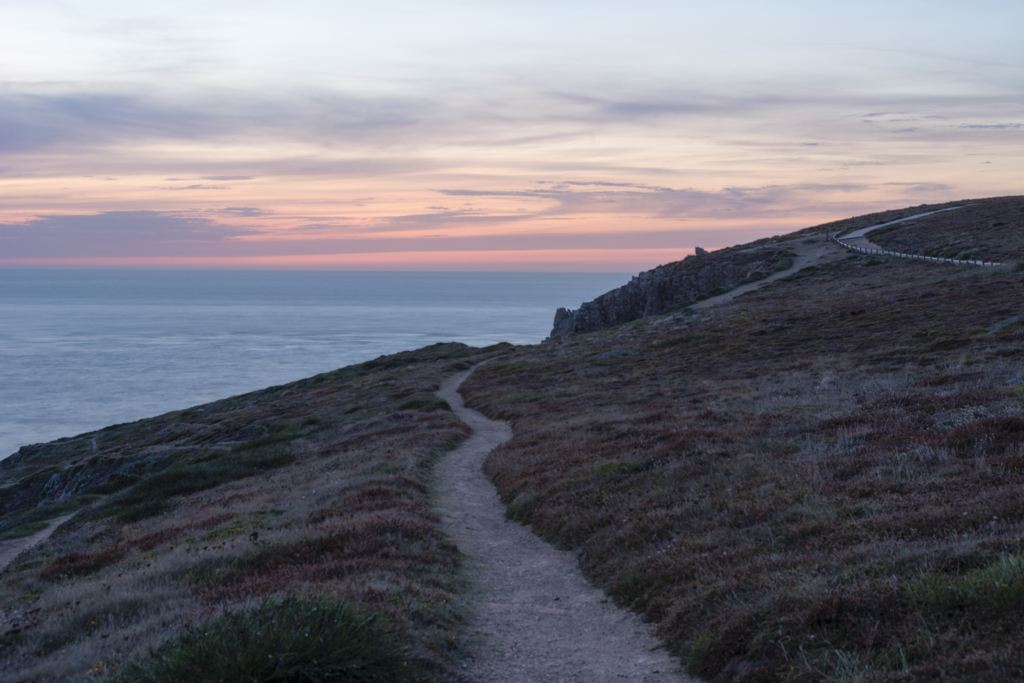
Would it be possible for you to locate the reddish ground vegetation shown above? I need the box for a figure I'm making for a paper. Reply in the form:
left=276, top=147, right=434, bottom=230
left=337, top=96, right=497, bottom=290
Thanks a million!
left=867, top=195, right=1024, bottom=264
left=461, top=227, right=1024, bottom=681
left=0, top=342, right=498, bottom=682
left=209, top=486, right=457, bottom=600
left=40, top=514, right=234, bottom=579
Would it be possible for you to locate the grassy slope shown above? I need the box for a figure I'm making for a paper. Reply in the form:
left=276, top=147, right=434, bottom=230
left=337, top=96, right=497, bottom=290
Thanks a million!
left=4, top=197, right=1023, bottom=682
left=0, top=342, right=505, bottom=682
left=866, top=196, right=1024, bottom=264
left=460, top=208, right=1024, bottom=681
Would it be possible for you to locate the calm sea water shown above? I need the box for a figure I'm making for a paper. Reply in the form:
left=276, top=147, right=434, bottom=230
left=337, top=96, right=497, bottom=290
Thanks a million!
left=0, top=270, right=627, bottom=459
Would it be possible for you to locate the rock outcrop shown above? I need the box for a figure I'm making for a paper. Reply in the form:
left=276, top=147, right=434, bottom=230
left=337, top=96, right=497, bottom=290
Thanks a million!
left=549, top=245, right=794, bottom=339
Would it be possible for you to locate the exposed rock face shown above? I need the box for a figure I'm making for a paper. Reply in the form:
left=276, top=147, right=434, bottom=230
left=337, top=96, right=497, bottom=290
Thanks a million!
left=549, top=246, right=794, bottom=339
left=0, top=459, right=120, bottom=516
left=0, top=438, right=179, bottom=518
left=0, top=443, right=50, bottom=471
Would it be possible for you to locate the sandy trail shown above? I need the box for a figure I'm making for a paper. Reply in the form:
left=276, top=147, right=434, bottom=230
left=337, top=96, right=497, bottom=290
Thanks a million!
left=0, top=514, right=74, bottom=573
left=435, top=369, right=691, bottom=683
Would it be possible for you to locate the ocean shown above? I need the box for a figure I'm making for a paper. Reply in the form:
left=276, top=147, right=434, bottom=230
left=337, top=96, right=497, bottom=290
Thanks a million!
left=0, top=269, right=628, bottom=460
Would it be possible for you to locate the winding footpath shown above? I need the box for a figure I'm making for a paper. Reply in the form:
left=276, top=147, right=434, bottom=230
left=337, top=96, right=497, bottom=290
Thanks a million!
left=836, top=206, right=967, bottom=247
left=833, top=205, right=1002, bottom=267
left=691, top=235, right=838, bottom=310
left=0, top=514, right=74, bottom=573
left=435, top=369, right=691, bottom=683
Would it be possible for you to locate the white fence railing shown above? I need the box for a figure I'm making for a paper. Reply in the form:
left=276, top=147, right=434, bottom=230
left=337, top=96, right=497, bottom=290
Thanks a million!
left=829, top=233, right=1004, bottom=268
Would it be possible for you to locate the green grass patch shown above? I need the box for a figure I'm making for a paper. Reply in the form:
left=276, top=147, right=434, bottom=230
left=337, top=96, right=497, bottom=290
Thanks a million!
left=86, top=472, right=141, bottom=495
left=0, top=520, right=49, bottom=540
left=685, top=630, right=717, bottom=674
left=204, top=521, right=249, bottom=541
left=908, top=553, right=1024, bottom=615
left=780, top=264, right=820, bottom=281
left=989, top=315, right=1024, bottom=334
left=0, top=497, right=97, bottom=540
left=505, top=491, right=536, bottom=522
left=650, top=334, right=703, bottom=348
left=397, top=398, right=451, bottom=412
left=595, top=460, right=647, bottom=476
left=87, top=448, right=296, bottom=523
left=103, top=597, right=410, bottom=683
left=233, top=430, right=302, bottom=452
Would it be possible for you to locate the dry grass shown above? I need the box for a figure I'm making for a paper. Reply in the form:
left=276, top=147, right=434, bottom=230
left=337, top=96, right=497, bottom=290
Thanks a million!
left=867, top=196, right=1024, bottom=264
left=6, top=199, right=1024, bottom=682
left=460, top=221, right=1024, bottom=681
left=0, top=342, right=502, bottom=682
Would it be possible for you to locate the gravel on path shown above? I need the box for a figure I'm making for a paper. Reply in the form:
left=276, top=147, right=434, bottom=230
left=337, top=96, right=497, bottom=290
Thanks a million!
left=435, top=369, right=693, bottom=683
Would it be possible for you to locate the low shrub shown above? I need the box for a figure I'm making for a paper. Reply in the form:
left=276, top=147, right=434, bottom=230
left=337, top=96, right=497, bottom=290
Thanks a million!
left=397, top=398, right=451, bottom=412
left=88, top=447, right=295, bottom=522
left=0, top=496, right=97, bottom=539
left=233, top=430, right=302, bottom=452
left=42, top=514, right=233, bottom=579
left=947, top=416, right=1024, bottom=456
left=208, top=516, right=452, bottom=602
left=908, top=553, right=1024, bottom=616
left=87, top=472, right=141, bottom=495
left=505, top=491, right=536, bottom=522
left=0, top=519, right=50, bottom=540
left=595, top=460, right=647, bottom=476
left=103, top=597, right=410, bottom=683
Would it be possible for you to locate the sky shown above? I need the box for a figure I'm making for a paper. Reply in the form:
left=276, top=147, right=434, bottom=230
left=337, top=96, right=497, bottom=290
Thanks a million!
left=1, top=0, right=1021, bottom=271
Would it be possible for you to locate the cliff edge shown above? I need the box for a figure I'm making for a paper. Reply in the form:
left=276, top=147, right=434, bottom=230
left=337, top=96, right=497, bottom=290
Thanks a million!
left=549, top=243, right=795, bottom=338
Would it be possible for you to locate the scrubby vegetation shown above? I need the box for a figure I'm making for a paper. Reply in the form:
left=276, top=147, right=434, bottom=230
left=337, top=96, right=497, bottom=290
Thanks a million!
left=0, top=342, right=503, bottom=682
left=460, top=201, right=1024, bottom=681
left=865, top=195, right=1024, bottom=263
left=104, top=597, right=409, bottom=683
left=5, top=196, right=1024, bottom=682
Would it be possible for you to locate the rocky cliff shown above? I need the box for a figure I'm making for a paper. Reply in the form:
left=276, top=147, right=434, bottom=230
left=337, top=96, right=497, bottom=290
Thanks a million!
left=549, top=244, right=795, bottom=339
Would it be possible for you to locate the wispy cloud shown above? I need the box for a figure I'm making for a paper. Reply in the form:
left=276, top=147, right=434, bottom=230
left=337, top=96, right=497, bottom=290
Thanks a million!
left=0, top=211, right=260, bottom=258
left=959, top=123, right=1021, bottom=130
left=433, top=182, right=880, bottom=225
left=1, top=0, right=1022, bottom=268
left=154, top=184, right=230, bottom=191
left=3, top=78, right=1018, bottom=165
left=0, top=88, right=432, bottom=156
left=216, top=207, right=273, bottom=217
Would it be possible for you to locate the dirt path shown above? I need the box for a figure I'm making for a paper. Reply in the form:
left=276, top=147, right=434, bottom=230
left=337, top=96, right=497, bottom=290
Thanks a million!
left=0, top=514, right=74, bottom=573
left=835, top=206, right=970, bottom=252
left=435, top=370, right=691, bottom=683
left=692, top=236, right=843, bottom=310
left=694, top=206, right=973, bottom=311
left=838, top=206, right=967, bottom=243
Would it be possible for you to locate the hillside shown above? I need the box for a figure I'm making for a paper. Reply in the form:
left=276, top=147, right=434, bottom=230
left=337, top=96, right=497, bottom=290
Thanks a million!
left=0, top=343, right=507, bottom=681
left=460, top=197, right=1024, bottom=681
left=2, top=196, right=1024, bottom=682
left=867, top=196, right=1024, bottom=264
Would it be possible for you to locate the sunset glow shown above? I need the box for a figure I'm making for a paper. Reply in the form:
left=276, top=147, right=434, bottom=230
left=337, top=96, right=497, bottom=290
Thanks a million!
left=3, top=0, right=1022, bottom=270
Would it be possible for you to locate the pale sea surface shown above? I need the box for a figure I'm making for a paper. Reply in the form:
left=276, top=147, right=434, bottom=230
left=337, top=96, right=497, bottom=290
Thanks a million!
left=0, top=270, right=628, bottom=460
